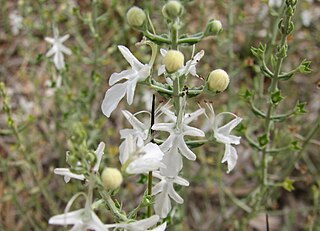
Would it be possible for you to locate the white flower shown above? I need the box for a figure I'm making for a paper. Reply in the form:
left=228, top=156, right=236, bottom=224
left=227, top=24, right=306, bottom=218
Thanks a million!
left=208, top=105, right=242, bottom=173
left=301, top=10, right=312, bottom=27
left=54, top=142, right=105, bottom=183
left=268, top=0, right=282, bottom=8
left=9, top=11, right=23, bottom=35
left=120, top=135, right=166, bottom=174
left=101, top=45, right=151, bottom=117
left=120, top=110, right=150, bottom=148
left=49, top=208, right=107, bottom=231
left=53, top=168, right=85, bottom=183
left=158, top=49, right=204, bottom=78
left=152, top=171, right=189, bottom=218
left=45, top=27, right=72, bottom=70
left=105, top=215, right=167, bottom=231
left=152, top=107, right=205, bottom=162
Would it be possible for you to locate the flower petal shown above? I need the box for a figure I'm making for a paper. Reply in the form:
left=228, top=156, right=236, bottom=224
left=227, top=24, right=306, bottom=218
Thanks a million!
left=154, top=190, right=171, bottom=218
left=93, top=142, right=105, bottom=172
left=126, top=79, right=138, bottom=105
left=168, top=184, right=183, bottom=204
left=49, top=209, right=84, bottom=225
left=53, top=168, right=85, bottom=183
left=183, top=125, right=205, bottom=137
left=221, top=144, right=238, bottom=173
left=148, top=222, right=167, bottom=231
left=118, top=45, right=144, bottom=71
left=53, top=52, right=65, bottom=70
left=109, top=69, right=136, bottom=86
left=59, top=34, right=70, bottom=43
left=173, top=175, right=189, bottom=186
left=177, top=135, right=196, bottom=160
left=184, top=108, right=204, bottom=124
left=158, top=65, right=166, bottom=76
left=126, top=215, right=160, bottom=230
left=101, top=82, right=127, bottom=117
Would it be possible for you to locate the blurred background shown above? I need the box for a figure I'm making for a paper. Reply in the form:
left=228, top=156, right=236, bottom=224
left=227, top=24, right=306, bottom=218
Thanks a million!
left=0, top=0, right=319, bottom=230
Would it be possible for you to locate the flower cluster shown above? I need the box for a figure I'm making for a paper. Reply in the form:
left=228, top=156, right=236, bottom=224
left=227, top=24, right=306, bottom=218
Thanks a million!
left=48, top=0, right=242, bottom=230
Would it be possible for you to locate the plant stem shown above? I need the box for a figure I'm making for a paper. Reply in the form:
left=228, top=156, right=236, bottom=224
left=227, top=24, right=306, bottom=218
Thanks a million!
left=147, top=94, right=156, bottom=217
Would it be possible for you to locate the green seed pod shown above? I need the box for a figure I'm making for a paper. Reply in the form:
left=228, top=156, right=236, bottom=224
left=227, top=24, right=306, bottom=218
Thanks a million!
left=204, top=19, right=223, bottom=36
left=162, top=1, right=184, bottom=20
left=126, top=6, right=146, bottom=27
left=101, top=167, right=123, bottom=191
left=207, top=69, right=230, bottom=92
left=163, top=50, right=185, bottom=73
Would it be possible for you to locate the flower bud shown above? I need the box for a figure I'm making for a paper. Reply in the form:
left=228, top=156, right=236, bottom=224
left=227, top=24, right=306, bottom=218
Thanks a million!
left=204, top=19, right=223, bottom=36
left=162, top=1, right=184, bottom=20
left=163, top=50, right=184, bottom=73
left=101, top=167, right=123, bottom=191
left=126, top=6, right=146, bottom=27
left=207, top=69, right=230, bottom=92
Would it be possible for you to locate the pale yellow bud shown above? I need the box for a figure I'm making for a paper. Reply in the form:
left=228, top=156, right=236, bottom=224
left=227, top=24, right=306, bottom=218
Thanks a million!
left=207, top=69, right=230, bottom=92
left=126, top=6, right=146, bottom=27
left=101, top=167, right=123, bottom=190
left=162, top=1, right=184, bottom=20
left=163, top=50, right=184, bottom=73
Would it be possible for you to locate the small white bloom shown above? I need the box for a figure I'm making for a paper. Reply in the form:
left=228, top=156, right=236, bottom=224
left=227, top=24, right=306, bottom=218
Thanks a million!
left=9, top=11, right=23, bottom=35
left=152, top=171, right=189, bottom=218
left=120, top=135, right=166, bottom=174
left=45, top=27, right=72, bottom=70
left=268, top=0, right=282, bottom=8
left=101, top=45, right=151, bottom=117
left=120, top=110, right=150, bottom=147
left=152, top=107, right=205, bottom=161
left=158, top=49, right=204, bottom=78
left=49, top=208, right=107, bottom=231
left=53, top=168, right=85, bottom=183
left=105, top=215, right=166, bottom=231
left=208, top=104, right=242, bottom=173
left=301, top=10, right=312, bottom=27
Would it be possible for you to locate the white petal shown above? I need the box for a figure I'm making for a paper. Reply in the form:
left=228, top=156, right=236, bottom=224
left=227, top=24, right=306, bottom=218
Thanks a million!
left=168, top=184, right=183, bottom=204
left=53, top=168, right=85, bottom=183
left=59, top=34, right=70, bottom=43
left=46, top=47, right=56, bottom=57
left=148, top=222, right=167, bottom=231
left=126, top=79, right=138, bottom=105
left=59, top=44, right=72, bottom=55
left=221, top=144, right=238, bottom=173
left=152, top=180, right=166, bottom=195
left=49, top=209, right=84, bottom=225
left=160, top=146, right=182, bottom=177
left=154, top=191, right=171, bottom=218
left=119, top=141, right=128, bottom=165
left=109, top=69, right=136, bottom=86
left=118, top=45, right=144, bottom=71
left=101, top=82, right=127, bottom=117
left=177, top=135, right=196, bottom=161
left=89, top=211, right=109, bottom=231
left=160, top=107, right=176, bottom=122
left=45, top=37, right=55, bottom=44
left=216, top=116, right=242, bottom=136
left=125, top=215, right=160, bottom=230
left=93, top=142, right=105, bottom=172
left=183, top=125, right=205, bottom=137
left=53, top=52, right=65, bottom=70
left=122, top=110, right=149, bottom=134
left=160, top=48, right=167, bottom=56
left=173, top=175, right=189, bottom=186
left=160, top=133, right=176, bottom=153
left=184, top=108, right=204, bottom=124
left=152, top=123, right=174, bottom=133
left=158, top=65, right=166, bottom=76
left=137, top=64, right=151, bottom=82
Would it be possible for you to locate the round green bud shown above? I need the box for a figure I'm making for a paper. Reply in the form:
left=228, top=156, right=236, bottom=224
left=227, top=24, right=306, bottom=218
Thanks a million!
left=101, top=167, right=123, bottom=191
left=207, top=69, right=230, bottom=92
left=163, top=50, right=184, bottom=73
left=205, top=19, right=223, bottom=36
left=126, top=6, right=146, bottom=27
left=162, top=1, right=183, bottom=20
